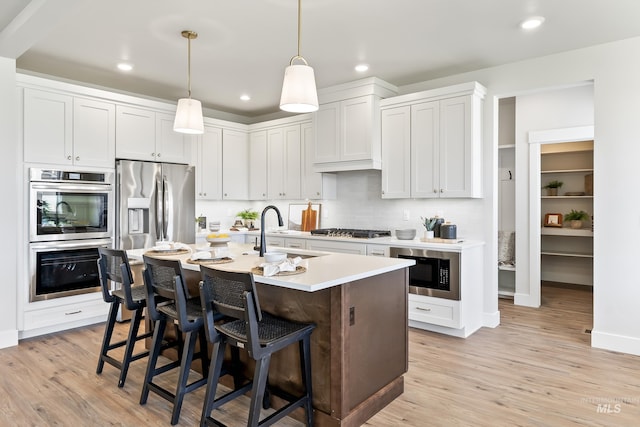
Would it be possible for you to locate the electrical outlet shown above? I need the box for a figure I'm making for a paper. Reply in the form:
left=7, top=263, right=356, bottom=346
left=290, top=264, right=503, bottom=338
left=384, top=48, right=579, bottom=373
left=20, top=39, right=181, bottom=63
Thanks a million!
left=403, top=210, right=410, bottom=221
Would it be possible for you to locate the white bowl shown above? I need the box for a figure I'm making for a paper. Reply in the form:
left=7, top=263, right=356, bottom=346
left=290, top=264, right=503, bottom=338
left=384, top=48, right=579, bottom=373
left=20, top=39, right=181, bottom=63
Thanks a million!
left=264, top=252, right=287, bottom=263
left=395, top=229, right=416, bottom=240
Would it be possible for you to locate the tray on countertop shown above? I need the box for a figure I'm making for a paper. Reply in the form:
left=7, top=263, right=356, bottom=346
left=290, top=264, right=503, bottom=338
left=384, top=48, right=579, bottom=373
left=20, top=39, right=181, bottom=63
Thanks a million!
left=186, top=257, right=233, bottom=265
left=251, top=266, right=306, bottom=276
left=144, top=248, right=190, bottom=256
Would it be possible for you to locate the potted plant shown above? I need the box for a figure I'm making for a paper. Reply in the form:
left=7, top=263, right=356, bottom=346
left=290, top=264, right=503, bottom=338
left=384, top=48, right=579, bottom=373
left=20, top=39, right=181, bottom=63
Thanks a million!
left=564, top=209, right=589, bottom=229
left=237, top=209, right=259, bottom=229
left=542, top=180, right=563, bottom=196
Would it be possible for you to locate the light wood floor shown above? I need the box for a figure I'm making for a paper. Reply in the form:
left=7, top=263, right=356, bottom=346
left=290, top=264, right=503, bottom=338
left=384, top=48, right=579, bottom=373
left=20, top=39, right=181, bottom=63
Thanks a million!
left=1, top=284, right=639, bottom=426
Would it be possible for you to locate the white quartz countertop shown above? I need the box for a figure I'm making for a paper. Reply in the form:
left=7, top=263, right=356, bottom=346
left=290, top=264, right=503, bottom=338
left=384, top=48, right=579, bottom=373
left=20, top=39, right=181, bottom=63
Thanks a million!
left=234, top=230, right=485, bottom=250
left=128, top=243, right=415, bottom=293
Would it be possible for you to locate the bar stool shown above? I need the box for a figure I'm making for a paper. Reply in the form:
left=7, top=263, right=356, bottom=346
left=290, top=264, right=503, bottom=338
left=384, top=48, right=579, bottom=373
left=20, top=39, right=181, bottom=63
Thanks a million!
left=96, top=247, right=152, bottom=388
left=140, top=255, right=209, bottom=425
left=198, top=265, right=316, bottom=427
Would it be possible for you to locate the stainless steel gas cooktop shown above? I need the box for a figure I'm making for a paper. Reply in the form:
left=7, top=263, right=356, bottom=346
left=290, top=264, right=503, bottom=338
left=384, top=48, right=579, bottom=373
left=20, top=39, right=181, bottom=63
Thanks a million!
left=310, top=228, right=391, bottom=239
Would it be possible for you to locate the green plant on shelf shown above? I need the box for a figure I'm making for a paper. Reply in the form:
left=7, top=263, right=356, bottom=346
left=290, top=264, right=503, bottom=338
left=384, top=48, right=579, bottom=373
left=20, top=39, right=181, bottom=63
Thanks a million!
left=564, top=209, right=589, bottom=221
left=542, top=180, right=563, bottom=189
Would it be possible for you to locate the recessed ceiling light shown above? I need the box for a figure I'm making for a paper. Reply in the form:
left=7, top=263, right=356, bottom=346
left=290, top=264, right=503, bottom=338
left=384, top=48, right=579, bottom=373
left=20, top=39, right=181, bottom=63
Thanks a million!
left=117, top=63, right=133, bottom=71
left=520, top=16, right=545, bottom=30
left=355, top=64, right=369, bottom=72
left=240, top=94, right=251, bottom=101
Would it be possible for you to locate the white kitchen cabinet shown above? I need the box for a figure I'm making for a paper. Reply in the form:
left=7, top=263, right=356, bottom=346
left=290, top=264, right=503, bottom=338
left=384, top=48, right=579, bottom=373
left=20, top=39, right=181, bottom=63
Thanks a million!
left=248, top=130, right=268, bottom=200
left=191, top=124, right=222, bottom=200
left=313, top=96, right=380, bottom=171
left=380, top=82, right=485, bottom=199
left=305, top=239, right=367, bottom=255
left=21, top=293, right=108, bottom=339
left=23, top=88, right=115, bottom=168
left=267, top=124, right=301, bottom=200
left=313, top=78, right=397, bottom=172
left=301, top=122, right=336, bottom=200
left=115, top=106, right=189, bottom=164
left=366, top=244, right=390, bottom=257
left=222, top=129, right=249, bottom=200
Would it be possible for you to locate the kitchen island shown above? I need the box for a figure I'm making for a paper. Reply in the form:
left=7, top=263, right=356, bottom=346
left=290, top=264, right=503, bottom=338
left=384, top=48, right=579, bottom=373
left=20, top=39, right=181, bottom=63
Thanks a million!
left=129, top=243, right=414, bottom=427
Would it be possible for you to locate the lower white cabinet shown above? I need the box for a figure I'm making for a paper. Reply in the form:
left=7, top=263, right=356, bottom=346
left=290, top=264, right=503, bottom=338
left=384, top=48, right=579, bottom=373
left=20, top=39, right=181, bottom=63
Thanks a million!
left=305, top=239, right=367, bottom=255
left=21, top=293, right=108, bottom=338
left=366, top=244, right=389, bottom=257
left=408, top=294, right=461, bottom=329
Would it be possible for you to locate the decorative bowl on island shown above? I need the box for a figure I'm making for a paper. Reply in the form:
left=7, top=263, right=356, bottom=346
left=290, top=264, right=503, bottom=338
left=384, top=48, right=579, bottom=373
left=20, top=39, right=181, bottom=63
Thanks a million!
left=264, top=252, right=287, bottom=263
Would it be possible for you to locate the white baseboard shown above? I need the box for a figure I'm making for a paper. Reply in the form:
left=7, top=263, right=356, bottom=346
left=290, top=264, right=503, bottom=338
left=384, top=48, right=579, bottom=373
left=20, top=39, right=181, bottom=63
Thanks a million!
left=591, top=330, right=640, bottom=356
left=0, top=329, right=19, bottom=349
left=482, top=310, right=500, bottom=328
left=18, top=315, right=104, bottom=340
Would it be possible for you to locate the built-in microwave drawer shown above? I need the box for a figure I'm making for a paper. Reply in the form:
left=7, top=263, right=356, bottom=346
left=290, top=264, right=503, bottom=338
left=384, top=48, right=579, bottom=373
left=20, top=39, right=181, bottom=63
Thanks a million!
left=408, top=294, right=461, bottom=329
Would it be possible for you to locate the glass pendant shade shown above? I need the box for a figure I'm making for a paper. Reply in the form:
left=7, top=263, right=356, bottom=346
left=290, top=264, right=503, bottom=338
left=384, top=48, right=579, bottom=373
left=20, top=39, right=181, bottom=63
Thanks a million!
left=174, top=98, right=204, bottom=134
left=279, top=63, right=319, bottom=113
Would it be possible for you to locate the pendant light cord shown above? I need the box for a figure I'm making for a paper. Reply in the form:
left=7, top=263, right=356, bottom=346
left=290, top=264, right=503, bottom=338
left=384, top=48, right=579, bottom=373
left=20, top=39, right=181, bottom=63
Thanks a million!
left=187, top=35, right=192, bottom=99
left=297, top=0, right=302, bottom=58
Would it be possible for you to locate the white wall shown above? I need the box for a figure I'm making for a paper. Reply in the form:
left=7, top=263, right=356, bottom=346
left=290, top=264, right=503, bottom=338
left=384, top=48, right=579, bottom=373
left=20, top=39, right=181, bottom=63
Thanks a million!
left=0, top=57, right=18, bottom=348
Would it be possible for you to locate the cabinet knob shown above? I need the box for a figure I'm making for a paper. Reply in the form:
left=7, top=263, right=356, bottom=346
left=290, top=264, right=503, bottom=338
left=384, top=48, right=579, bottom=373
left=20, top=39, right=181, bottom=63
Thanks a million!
left=198, top=192, right=202, bottom=196
left=203, top=193, right=206, bottom=196
left=67, top=155, right=72, bottom=160
left=75, top=156, right=80, bottom=161
left=316, top=192, right=320, bottom=196
left=382, top=191, right=385, bottom=195
left=157, top=153, right=161, bottom=157
left=440, top=189, right=444, bottom=193
left=224, top=193, right=227, bottom=196
left=262, top=193, right=266, bottom=197
left=151, top=153, right=156, bottom=157
left=433, top=189, right=437, bottom=193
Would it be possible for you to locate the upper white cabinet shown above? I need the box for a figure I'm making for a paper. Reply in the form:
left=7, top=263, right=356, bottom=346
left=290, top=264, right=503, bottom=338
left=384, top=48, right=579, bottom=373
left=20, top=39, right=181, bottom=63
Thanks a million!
left=248, top=130, right=268, bottom=200
left=313, top=78, right=397, bottom=172
left=191, top=124, right=222, bottom=200
left=221, top=129, right=249, bottom=200
left=380, top=82, right=486, bottom=199
left=23, top=88, right=115, bottom=168
left=191, top=124, right=249, bottom=201
left=267, top=124, right=301, bottom=200
left=115, top=106, right=189, bottom=164
left=301, top=122, right=336, bottom=200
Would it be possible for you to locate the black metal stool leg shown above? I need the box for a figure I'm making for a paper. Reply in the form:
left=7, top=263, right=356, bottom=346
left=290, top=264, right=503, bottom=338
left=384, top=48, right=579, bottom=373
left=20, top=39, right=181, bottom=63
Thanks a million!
left=140, top=318, right=166, bottom=405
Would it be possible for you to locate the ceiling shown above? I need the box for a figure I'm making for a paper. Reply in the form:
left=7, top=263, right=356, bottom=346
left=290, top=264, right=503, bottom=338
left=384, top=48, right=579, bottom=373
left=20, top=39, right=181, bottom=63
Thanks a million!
left=3, top=0, right=640, bottom=118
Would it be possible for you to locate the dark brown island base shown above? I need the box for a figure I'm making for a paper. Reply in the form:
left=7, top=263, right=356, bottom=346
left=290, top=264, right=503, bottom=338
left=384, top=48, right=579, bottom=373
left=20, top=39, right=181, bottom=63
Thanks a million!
left=130, top=243, right=413, bottom=426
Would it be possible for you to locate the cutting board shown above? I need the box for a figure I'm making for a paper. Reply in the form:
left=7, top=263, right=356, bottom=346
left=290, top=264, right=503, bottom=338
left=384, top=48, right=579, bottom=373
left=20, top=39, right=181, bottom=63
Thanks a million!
left=301, top=202, right=317, bottom=232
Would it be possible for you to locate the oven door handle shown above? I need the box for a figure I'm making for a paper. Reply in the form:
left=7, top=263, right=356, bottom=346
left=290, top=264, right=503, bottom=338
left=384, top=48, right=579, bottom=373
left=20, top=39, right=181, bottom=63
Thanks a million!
left=31, top=182, right=112, bottom=192
left=30, top=238, right=113, bottom=250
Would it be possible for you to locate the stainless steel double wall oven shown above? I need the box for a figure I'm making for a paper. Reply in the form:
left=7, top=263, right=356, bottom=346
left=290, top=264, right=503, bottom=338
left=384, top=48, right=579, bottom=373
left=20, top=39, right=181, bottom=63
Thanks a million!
left=28, top=168, right=113, bottom=302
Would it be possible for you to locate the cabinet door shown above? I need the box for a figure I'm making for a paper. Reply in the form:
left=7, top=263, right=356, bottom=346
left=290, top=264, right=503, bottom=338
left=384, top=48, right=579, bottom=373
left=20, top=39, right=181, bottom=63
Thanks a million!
left=249, top=131, right=267, bottom=200
left=73, top=97, right=115, bottom=168
left=439, top=96, right=472, bottom=198
left=156, top=112, right=189, bottom=164
left=381, top=106, right=411, bottom=199
left=314, top=101, right=340, bottom=163
left=411, top=101, right=440, bottom=198
left=222, top=129, right=249, bottom=200
left=23, top=88, right=73, bottom=165
left=267, top=128, right=286, bottom=199
left=305, top=239, right=367, bottom=255
left=115, top=105, right=156, bottom=161
left=197, top=125, right=222, bottom=200
left=301, top=122, right=322, bottom=199
left=341, top=96, right=373, bottom=161
left=283, top=125, right=302, bottom=200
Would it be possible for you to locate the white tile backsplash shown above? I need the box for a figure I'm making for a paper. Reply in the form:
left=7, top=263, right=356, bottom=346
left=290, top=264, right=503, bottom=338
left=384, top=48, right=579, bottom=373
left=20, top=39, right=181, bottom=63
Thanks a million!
left=196, top=170, right=485, bottom=240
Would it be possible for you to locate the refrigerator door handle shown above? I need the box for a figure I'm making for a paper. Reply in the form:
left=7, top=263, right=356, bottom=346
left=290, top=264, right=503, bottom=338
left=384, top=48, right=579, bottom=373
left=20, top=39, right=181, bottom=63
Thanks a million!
left=155, top=179, right=163, bottom=240
left=162, top=177, right=169, bottom=240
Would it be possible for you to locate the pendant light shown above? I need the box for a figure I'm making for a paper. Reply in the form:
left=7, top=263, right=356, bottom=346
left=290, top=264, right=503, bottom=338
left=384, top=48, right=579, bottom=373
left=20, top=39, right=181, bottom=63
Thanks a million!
left=279, top=0, right=318, bottom=113
left=174, top=30, right=204, bottom=134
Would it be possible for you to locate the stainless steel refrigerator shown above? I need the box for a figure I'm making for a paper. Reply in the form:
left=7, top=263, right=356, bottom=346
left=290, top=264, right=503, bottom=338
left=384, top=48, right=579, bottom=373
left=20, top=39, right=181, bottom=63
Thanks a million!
left=115, top=159, right=195, bottom=250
